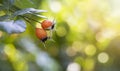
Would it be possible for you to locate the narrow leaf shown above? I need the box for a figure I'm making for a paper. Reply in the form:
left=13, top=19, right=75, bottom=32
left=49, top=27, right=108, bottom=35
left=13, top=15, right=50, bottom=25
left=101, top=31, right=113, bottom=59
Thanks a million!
left=3, top=0, right=14, bottom=9
left=0, top=6, right=4, bottom=11
left=13, top=8, right=47, bottom=17
left=0, top=20, right=26, bottom=34
left=33, top=14, right=47, bottom=18
left=0, top=15, right=10, bottom=21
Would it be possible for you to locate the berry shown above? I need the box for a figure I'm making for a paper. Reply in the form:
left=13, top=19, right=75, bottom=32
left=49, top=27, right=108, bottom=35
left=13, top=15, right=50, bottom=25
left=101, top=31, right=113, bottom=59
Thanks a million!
left=35, top=28, right=48, bottom=42
left=41, top=20, right=54, bottom=30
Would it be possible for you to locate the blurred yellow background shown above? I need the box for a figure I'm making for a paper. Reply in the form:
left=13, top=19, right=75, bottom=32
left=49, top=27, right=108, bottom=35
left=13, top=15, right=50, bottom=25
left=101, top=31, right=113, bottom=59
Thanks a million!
left=0, top=0, right=120, bottom=71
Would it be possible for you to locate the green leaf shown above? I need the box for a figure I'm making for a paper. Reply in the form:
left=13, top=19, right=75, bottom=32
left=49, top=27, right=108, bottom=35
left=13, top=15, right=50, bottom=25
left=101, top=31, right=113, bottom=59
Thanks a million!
left=2, top=0, right=14, bottom=9
left=0, top=20, right=26, bottom=34
left=0, top=15, right=10, bottom=21
left=15, top=0, right=42, bottom=8
left=0, top=6, right=4, bottom=11
left=13, top=8, right=47, bottom=18
left=32, top=14, right=47, bottom=18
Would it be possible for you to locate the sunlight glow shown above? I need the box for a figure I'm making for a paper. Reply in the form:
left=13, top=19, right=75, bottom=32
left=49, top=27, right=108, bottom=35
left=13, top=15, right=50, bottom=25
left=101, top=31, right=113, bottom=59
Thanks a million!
left=49, top=1, right=62, bottom=12
left=66, top=47, right=76, bottom=57
left=67, top=62, right=81, bottom=71
left=85, top=45, right=96, bottom=56
left=56, top=26, right=67, bottom=37
left=98, top=52, right=109, bottom=63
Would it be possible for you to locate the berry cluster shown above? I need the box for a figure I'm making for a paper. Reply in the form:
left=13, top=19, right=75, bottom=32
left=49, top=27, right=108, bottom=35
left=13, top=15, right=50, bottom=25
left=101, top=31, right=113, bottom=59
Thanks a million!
left=35, top=19, right=56, bottom=43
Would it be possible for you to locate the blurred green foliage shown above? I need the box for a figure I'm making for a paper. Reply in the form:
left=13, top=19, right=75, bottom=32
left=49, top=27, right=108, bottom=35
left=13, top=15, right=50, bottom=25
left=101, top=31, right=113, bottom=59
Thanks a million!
left=0, top=0, right=120, bottom=71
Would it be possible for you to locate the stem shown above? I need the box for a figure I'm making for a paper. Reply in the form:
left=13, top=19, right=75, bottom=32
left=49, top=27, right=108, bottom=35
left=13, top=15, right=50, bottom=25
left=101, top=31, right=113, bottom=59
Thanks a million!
left=22, top=16, right=41, bottom=23
left=23, top=16, right=36, bottom=29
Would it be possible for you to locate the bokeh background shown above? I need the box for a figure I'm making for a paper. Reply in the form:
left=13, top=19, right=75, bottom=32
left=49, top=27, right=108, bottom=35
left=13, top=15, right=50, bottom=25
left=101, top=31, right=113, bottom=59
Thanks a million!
left=0, top=0, right=120, bottom=71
